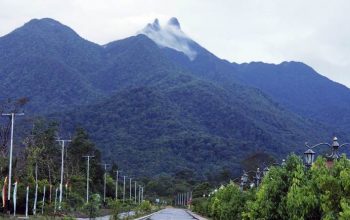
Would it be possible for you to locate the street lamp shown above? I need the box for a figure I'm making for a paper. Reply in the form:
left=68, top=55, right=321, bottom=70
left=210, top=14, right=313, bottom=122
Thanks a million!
left=255, top=168, right=261, bottom=186
left=263, top=166, right=269, bottom=176
left=305, top=137, right=350, bottom=166
left=304, top=148, right=315, bottom=167
left=239, top=167, right=265, bottom=191
left=281, top=159, right=286, bottom=166
left=240, top=171, right=248, bottom=191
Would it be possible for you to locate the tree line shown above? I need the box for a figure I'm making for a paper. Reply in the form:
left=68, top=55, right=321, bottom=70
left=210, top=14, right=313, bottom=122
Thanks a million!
left=0, top=99, right=152, bottom=218
left=192, top=154, right=350, bottom=220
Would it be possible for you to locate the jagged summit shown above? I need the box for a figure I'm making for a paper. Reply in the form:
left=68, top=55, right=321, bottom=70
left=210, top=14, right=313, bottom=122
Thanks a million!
left=144, top=18, right=161, bottom=32
left=167, top=17, right=181, bottom=29
left=139, top=17, right=197, bottom=60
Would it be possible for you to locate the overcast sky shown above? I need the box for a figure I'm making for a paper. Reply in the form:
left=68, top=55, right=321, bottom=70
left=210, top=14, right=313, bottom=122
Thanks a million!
left=1, top=0, right=350, bottom=87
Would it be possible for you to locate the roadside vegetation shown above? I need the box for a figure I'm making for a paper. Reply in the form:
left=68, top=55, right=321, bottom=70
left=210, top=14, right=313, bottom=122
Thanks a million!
left=192, top=154, right=350, bottom=219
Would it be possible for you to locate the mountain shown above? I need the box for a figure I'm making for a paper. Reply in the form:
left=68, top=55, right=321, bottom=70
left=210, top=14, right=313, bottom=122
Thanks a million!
left=0, top=18, right=105, bottom=113
left=234, top=62, right=350, bottom=132
left=53, top=74, right=328, bottom=177
left=0, top=17, right=346, bottom=178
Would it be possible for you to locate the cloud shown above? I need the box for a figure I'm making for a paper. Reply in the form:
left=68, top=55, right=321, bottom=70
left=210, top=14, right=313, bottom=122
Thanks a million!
left=139, top=18, right=197, bottom=60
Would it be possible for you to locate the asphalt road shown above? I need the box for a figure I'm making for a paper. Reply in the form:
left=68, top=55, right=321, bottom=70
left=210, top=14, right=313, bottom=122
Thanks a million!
left=147, top=208, right=198, bottom=220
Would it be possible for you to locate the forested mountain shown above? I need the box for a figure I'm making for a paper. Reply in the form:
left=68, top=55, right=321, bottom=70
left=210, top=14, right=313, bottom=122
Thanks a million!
left=0, top=18, right=104, bottom=113
left=234, top=62, right=350, bottom=132
left=0, top=17, right=348, bottom=177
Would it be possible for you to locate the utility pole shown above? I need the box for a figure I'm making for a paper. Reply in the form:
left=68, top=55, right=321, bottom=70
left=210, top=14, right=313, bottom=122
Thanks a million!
left=25, top=186, right=29, bottom=218
left=1, top=112, right=24, bottom=205
left=129, top=178, right=132, bottom=201
left=134, top=181, right=137, bottom=204
left=99, top=163, right=110, bottom=203
left=13, top=181, right=17, bottom=216
left=123, top=176, right=126, bottom=202
left=114, top=170, right=120, bottom=200
left=181, top=193, right=183, bottom=206
left=138, top=185, right=141, bottom=204
left=42, top=185, right=46, bottom=214
left=33, top=163, right=38, bottom=215
left=54, top=188, right=58, bottom=213
left=56, top=139, right=71, bottom=210
left=141, top=187, right=144, bottom=202
left=83, top=155, right=94, bottom=203
left=182, top=193, right=184, bottom=206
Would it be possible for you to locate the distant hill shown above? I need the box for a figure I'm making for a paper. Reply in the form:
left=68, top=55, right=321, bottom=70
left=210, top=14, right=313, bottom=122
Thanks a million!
left=234, top=61, right=350, bottom=132
left=0, top=17, right=346, bottom=178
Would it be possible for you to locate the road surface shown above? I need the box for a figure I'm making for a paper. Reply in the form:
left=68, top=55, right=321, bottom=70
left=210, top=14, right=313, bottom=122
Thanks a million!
left=145, top=208, right=205, bottom=220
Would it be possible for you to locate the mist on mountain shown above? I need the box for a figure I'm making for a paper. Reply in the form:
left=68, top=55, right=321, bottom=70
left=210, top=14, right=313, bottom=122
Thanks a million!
left=139, top=17, right=197, bottom=60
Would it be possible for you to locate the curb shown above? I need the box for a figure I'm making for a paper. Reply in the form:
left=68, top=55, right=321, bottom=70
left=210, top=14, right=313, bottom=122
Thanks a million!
left=185, top=210, right=208, bottom=220
left=133, top=209, right=164, bottom=220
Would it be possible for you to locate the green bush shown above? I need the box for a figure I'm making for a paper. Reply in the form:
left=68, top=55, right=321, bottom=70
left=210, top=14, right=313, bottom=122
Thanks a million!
left=108, top=199, right=122, bottom=220
left=192, top=197, right=210, bottom=216
left=193, top=154, right=350, bottom=219
left=138, top=200, right=152, bottom=213
left=82, top=194, right=101, bottom=218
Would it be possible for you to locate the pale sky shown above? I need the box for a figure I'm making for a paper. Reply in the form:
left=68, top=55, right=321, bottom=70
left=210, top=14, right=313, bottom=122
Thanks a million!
left=1, top=0, right=350, bottom=87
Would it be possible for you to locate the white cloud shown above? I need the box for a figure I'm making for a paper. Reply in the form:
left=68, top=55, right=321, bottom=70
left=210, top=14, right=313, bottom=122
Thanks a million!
left=139, top=18, right=197, bottom=60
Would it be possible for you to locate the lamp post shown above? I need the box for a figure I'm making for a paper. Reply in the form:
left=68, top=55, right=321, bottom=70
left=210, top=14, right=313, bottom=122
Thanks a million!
left=304, top=137, right=350, bottom=167
left=304, top=149, right=316, bottom=168
left=240, top=171, right=248, bottom=191
left=240, top=167, right=264, bottom=191
left=263, top=166, right=270, bottom=176
left=255, top=168, right=261, bottom=186
left=281, top=159, right=286, bottom=166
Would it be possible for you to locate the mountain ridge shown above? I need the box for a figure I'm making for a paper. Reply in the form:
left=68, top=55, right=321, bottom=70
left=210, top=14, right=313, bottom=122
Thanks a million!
left=0, top=17, right=347, bottom=177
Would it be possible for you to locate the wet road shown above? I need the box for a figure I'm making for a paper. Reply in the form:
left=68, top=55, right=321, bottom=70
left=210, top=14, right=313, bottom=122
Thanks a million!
left=147, top=208, right=198, bottom=220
